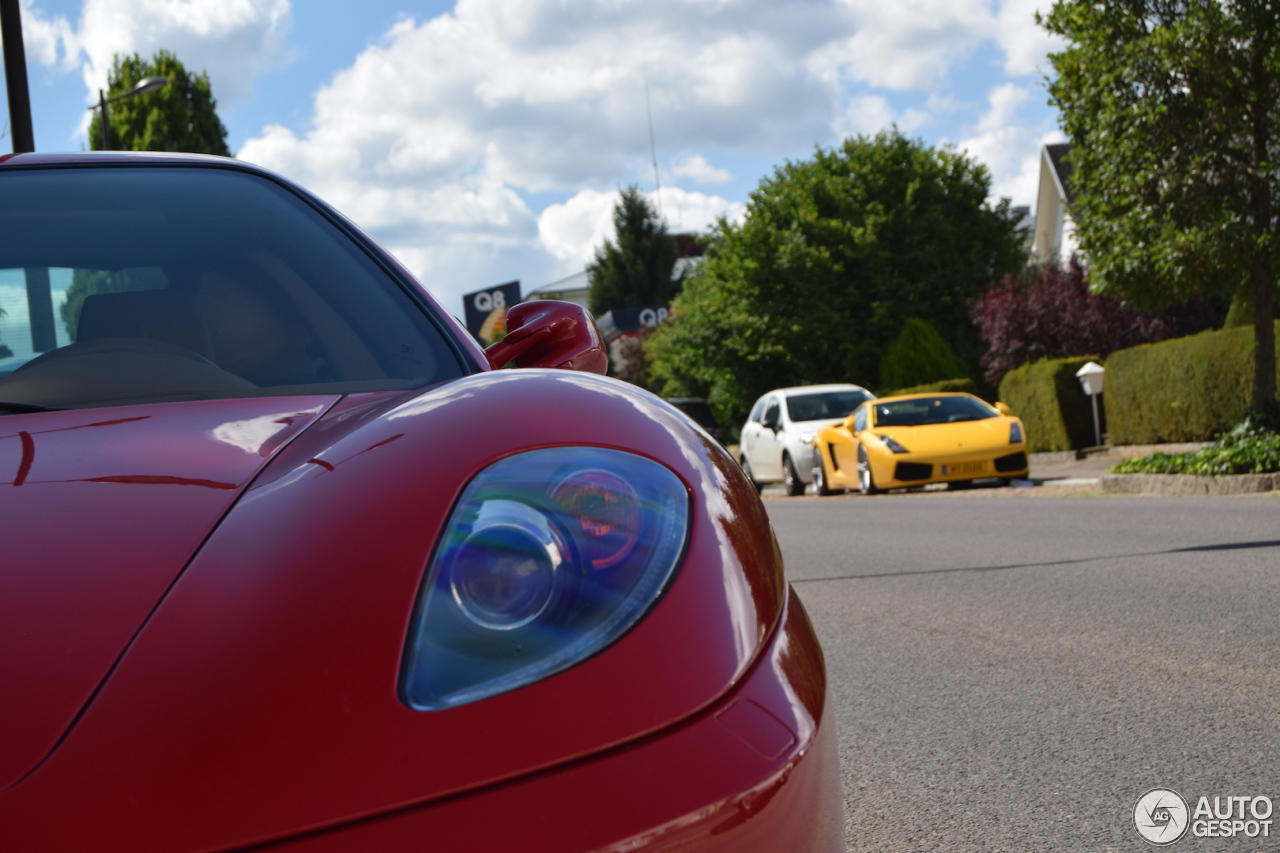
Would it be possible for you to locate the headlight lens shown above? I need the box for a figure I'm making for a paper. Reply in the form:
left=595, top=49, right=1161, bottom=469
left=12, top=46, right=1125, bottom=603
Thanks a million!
left=1010, top=422, right=1024, bottom=444
left=402, top=447, right=689, bottom=711
left=881, top=435, right=910, bottom=453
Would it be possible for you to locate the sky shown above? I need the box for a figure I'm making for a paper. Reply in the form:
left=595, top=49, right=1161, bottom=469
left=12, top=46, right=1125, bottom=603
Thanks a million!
left=2, top=0, right=1067, bottom=316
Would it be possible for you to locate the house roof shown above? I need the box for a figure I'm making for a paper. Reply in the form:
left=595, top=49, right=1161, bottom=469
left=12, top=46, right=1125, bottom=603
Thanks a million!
left=1045, top=143, right=1076, bottom=204
left=525, top=270, right=589, bottom=298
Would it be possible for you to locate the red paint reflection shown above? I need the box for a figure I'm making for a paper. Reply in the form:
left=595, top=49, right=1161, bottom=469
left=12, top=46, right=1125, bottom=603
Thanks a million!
left=80, top=475, right=238, bottom=490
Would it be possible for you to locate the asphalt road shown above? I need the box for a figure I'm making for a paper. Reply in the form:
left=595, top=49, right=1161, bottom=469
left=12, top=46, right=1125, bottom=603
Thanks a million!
left=766, top=489, right=1280, bottom=851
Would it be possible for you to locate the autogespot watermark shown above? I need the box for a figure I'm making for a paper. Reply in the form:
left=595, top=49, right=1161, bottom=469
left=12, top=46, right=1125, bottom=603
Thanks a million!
left=1134, top=788, right=1274, bottom=845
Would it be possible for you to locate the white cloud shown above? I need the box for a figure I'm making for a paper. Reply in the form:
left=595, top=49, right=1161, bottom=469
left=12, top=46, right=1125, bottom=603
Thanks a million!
left=835, top=94, right=896, bottom=137
left=994, top=0, right=1064, bottom=77
left=76, top=0, right=292, bottom=105
left=813, top=0, right=995, bottom=91
left=660, top=186, right=746, bottom=234
left=240, top=0, right=1035, bottom=197
left=537, top=189, right=617, bottom=265
left=537, top=187, right=742, bottom=268
left=671, top=154, right=733, bottom=185
left=976, top=81, right=1029, bottom=133
left=957, top=82, right=1063, bottom=206
left=834, top=93, right=931, bottom=138
left=15, top=0, right=291, bottom=107
left=829, top=92, right=931, bottom=140
left=16, top=1, right=78, bottom=71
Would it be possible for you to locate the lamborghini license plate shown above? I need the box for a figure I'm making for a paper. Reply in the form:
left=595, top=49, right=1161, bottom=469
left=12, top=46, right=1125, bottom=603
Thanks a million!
left=942, top=461, right=986, bottom=476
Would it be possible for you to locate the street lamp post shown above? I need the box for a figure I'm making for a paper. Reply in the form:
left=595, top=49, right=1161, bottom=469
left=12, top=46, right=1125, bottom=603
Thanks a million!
left=1076, top=361, right=1106, bottom=449
left=90, top=76, right=168, bottom=150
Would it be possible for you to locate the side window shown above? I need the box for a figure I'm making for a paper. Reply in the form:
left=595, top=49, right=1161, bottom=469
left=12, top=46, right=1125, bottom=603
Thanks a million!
left=763, top=399, right=780, bottom=427
left=749, top=398, right=767, bottom=423
left=854, top=405, right=868, bottom=432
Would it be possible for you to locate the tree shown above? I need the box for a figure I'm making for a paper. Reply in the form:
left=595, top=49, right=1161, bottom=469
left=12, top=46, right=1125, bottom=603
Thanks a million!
left=1040, top=0, right=1280, bottom=412
left=88, top=50, right=230, bottom=155
left=646, top=129, right=1027, bottom=429
left=971, top=258, right=1218, bottom=384
left=879, top=318, right=970, bottom=392
left=0, top=306, right=11, bottom=359
left=65, top=51, right=230, bottom=337
left=587, top=187, right=681, bottom=316
left=613, top=326, right=661, bottom=392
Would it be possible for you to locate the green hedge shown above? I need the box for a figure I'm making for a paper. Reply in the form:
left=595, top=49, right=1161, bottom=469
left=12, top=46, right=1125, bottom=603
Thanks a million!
left=885, top=377, right=995, bottom=402
left=997, top=356, right=1101, bottom=452
left=1106, top=322, right=1280, bottom=445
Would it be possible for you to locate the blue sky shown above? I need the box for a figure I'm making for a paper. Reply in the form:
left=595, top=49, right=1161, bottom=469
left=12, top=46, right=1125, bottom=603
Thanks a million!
left=3, top=0, right=1066, bottom=316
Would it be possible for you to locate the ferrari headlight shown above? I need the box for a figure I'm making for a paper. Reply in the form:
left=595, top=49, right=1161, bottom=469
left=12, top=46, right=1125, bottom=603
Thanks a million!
left=402, top=447, right=689, bottom=711
left=881, top=435, right=910, bottom=454
left=1010, top=422, right=1024, bottom=444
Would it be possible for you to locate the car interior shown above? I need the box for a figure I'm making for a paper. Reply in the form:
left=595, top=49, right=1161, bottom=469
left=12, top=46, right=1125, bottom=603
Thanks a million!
left=0, top=166, right=467, bottom=409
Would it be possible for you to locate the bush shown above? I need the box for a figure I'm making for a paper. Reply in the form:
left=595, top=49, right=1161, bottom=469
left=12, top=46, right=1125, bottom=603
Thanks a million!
left=1113, top=411, right=1280, bottom=474
left=878, top=318, right=969, bottom=392
left=884, top=377, right=994, bottom=402
left=997, top=356, right=1102, bottom=452
left=1106, top=322, right=1280, bottom=444
left=971, top=258, right=1217, bottom=385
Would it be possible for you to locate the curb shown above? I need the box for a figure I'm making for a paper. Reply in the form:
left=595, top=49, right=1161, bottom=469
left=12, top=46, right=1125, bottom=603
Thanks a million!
left=1101, top=473, right=1280, bottom=496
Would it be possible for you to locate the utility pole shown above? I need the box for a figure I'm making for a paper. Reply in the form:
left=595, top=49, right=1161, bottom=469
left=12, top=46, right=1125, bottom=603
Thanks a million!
left=1, top=0, right=36, bottom=153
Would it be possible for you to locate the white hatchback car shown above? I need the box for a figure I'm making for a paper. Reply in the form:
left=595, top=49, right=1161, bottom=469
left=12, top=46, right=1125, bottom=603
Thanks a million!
left=739, top=384, right=875, bottom=495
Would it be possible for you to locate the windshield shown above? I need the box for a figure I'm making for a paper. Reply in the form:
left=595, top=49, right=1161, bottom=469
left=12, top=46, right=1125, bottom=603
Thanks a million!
left=0, top=165, right=465, bottom=410
left=785, top=389, right=872, bottom=422
left=873, top=395, right=998, bottom=427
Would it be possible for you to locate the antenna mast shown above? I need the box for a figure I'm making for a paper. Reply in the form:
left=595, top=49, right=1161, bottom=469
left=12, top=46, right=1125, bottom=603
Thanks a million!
left=644, top=78, right=663, bottom=221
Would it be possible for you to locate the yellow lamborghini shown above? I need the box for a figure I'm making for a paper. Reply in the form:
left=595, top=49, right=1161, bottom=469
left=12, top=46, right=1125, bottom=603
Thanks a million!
left=809, top=392, right=1030, bottom=495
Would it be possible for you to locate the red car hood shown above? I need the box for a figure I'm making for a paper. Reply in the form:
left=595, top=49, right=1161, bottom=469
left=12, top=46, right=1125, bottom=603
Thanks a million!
left=0, top=397, right=336, bottom=791
left=0, top=372, right=784, bottom=853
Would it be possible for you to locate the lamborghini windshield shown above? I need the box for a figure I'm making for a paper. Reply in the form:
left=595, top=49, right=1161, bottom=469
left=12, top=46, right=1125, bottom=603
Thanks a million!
left=873, top=396, right=999, bottom=427
left=786, top=389, right=873, bottom=422
left=0, top=165, right=465, bottom=410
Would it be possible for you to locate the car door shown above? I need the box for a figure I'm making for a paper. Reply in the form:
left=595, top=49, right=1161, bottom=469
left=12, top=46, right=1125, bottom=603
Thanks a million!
left=825, top=403, right=867, bottom=490
left=751, top=396, right=785, bottom=481
left=739, top=396, right=765, bottom=472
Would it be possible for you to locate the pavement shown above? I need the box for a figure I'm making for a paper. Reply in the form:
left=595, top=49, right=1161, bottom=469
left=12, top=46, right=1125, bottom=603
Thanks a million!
left=1026, top=443, right=1210, bottom=486
left=729, top=442, right=1216, bottom=496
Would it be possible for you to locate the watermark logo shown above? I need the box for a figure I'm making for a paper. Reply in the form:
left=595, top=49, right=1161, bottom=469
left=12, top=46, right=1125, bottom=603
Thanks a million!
left=1135, top=788, right=1190, bottom=845
left=1133, top=789, right=1274, bottom=844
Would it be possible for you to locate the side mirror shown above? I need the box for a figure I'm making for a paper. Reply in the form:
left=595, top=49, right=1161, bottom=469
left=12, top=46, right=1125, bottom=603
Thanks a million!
left=995, top=402, right=1013, bottom=417
left=483, top=301, right=607, bottom=374
left=844, top=414, right=857, bottom=432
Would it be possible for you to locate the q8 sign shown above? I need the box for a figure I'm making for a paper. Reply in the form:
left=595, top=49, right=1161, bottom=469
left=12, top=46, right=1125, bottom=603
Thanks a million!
left=462, top=281, right=522, bottom=344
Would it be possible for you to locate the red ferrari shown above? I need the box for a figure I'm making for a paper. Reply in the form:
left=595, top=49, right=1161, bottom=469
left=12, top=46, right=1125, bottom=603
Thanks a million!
left=0, top=152, right=844, bottom=852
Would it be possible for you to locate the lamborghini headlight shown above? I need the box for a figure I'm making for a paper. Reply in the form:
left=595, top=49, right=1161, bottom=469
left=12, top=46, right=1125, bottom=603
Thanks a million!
left=881, top=435, right=910, bottom=454
left=402, top=447, right=689, bottom=711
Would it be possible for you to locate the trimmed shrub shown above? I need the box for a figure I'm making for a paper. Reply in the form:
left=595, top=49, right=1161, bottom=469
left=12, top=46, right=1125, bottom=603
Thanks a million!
left=1106, top=322, right=1280, bottom=444
left=878, top=318, right=968, bottom=392
left=998, top=356, right=1102, bottom=452
left=885, top=377, right=994, bottom=402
